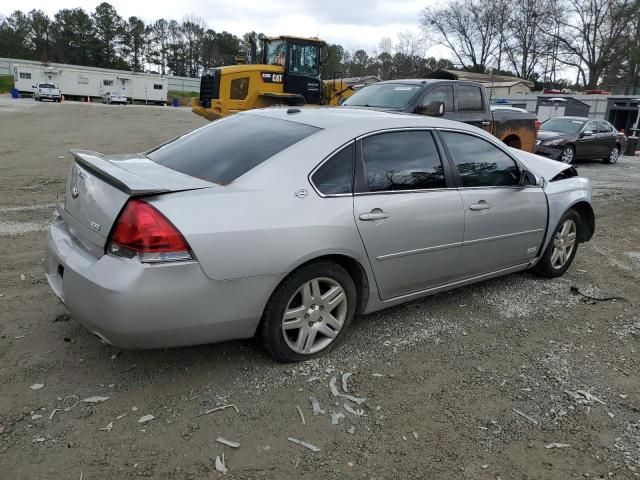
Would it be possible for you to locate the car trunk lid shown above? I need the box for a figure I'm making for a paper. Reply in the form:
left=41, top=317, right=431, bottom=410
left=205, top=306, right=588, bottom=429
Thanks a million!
left=61, top=149, right=214, bottom=253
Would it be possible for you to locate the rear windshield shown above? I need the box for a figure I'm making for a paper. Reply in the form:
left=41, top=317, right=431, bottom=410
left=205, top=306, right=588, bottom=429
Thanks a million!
left=39, top=83, right=56, bottom=89
left=147, top=114, right=320, bottom=184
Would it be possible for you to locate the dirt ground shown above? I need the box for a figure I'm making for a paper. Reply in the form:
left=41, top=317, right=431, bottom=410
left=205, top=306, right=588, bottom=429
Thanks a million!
left=1, top=96, right=639, bottom=480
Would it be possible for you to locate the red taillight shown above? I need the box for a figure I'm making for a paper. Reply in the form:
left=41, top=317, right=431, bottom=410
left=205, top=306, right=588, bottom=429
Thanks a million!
left=108, top=199, right=192, bottom=263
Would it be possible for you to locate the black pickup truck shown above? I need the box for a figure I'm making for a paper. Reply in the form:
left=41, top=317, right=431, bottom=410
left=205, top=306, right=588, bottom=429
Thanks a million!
left=342, top=79, right=538, bottom=153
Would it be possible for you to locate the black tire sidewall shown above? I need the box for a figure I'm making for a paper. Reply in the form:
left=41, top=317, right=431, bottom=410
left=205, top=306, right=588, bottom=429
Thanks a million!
left=260, top=262, right=357, bottom=363
left=534, top=209, right=580, bottom=277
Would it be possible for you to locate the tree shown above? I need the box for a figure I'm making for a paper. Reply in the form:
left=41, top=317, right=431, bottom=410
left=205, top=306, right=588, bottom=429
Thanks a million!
left=421, top=0, right=501, bottom=72
left=50, top=8, right=93, bottom=65
left=122, top=16, right=146, bottom=71
left=181, top=16, right=205, bottom=77
left=0, top=11, right=31, bottom=59
left=552, top=0, right=640, bottom=88
left=151, top=19, right=170, bottom=74
left=91, top=2, right=124, bottom=68
left=503, top=0, right=558, bottom=79
left=27, top=9, right=51, bottom=62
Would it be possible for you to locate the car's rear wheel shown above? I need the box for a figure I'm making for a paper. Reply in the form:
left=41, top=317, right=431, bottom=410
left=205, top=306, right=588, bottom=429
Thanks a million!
left=533, top=209, right=580, bottom=278
left=603, top=145, right=620, bottom=164
left=560, top=145, right=575, bottom=164
left=260, top=261, right=356, bottom=362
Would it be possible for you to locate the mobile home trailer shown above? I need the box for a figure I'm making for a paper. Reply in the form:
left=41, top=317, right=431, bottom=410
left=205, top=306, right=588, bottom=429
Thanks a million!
left=12, top=63, right=168, bottom=104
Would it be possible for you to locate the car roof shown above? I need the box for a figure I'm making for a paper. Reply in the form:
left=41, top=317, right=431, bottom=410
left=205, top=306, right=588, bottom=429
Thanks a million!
left=242, top=106, right=471, bottom=135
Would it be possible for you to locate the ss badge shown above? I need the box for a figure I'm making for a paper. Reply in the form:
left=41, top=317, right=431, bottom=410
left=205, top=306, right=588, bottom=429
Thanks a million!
left=90, top=221, right=101, bottom=232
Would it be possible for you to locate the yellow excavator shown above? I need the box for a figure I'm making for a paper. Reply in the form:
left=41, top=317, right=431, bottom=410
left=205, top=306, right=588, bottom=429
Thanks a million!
left=192, top=36, right=356, bottom=120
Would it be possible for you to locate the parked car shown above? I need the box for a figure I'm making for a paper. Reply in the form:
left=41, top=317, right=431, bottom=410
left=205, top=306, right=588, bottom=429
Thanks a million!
left=45, top=108, right=594, bottom=362
left=535, top=116, right=626, bottom=164
left=102, top=91, right=128, bottom=105
left=33, top=82, right=61, bottom=102
left=342, top=79, right=538, bottom=152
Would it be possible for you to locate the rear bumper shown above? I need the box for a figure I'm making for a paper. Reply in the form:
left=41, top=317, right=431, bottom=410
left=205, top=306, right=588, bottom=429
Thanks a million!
left=45, top=216, right=281, bottom=349
left=534, top=144, right=563, bottom=160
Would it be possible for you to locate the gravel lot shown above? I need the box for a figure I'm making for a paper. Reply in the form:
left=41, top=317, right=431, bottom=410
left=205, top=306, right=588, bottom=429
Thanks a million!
left=1, top=96, right=639, bottom=479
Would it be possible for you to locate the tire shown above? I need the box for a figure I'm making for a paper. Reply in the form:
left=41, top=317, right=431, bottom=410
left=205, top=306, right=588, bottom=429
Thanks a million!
left=259, top=261, right=357, bottom=362
left=603, top=144, right=620, bottom=164
left=533, top=209, right=580, bottom=278
left=560, top=145, right=575, bottom=164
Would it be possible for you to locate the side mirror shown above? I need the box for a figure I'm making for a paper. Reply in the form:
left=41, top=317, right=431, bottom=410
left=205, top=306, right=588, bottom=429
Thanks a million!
left=520, top=170, right=542, bottom=187
left=581, top=130, right=593, bottom=137
left=417, top=101, right=445, bottom=117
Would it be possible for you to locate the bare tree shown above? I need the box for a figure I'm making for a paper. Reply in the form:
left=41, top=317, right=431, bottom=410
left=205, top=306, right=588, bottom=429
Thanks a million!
left=552, top=0, right=640, bottom=88
left=421, top=0, right=501, bottom=72
left=503, top=0, right=559, bottom=79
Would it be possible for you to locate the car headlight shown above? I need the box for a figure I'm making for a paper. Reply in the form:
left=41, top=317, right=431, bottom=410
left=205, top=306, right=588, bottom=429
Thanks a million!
left=541, top=138, right=566, bottom=147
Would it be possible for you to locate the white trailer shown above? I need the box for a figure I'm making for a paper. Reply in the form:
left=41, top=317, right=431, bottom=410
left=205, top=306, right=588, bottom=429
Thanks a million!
left=12, top=63, right=168, bottom=104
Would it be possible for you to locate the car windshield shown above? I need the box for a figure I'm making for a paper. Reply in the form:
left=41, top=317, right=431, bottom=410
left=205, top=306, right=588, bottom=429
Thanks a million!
left=110, top=91, right=123, bottom=96
left=540, top=118, right=586, bottom=134
left=343, top=83, right=422, bottom=109
left=40, top=83, right=56, bottom=89
left=147, top=114, right=320, bottom=185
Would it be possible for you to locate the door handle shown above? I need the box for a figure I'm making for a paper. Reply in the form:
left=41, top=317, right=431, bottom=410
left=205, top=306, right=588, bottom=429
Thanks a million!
left=469, top=201, right=491, bottom=211
left=359, top=209, right=389, bottom=221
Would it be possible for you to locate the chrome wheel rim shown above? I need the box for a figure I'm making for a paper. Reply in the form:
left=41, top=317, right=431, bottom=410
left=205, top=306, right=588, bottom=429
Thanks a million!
left=282, top=277, right=347, bottom=355
left=609, top=147, right=619, bottom=163
left=551, top=219, right=577, bottom=269
left=561, top=147, right=574, bottom=164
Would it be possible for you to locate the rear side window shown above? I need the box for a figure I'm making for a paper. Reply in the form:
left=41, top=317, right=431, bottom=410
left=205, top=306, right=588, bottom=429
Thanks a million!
left=441, top=132, right=520, bottom=187
left=312, top=143, right=354, bottom=195
left=148, top=115, right=320, bottom=185
left=457, top=85, right=484, bottom=112
left=361, top=131, right=445, bottom=192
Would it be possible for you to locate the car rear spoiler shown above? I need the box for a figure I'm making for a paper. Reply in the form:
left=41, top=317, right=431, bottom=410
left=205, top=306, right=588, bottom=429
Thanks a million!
left=70, top=149, right=172, bottom=196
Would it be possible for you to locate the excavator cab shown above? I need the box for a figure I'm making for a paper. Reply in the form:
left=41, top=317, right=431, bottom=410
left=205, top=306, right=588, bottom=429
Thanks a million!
left=261, top=36, right=325, bottom=104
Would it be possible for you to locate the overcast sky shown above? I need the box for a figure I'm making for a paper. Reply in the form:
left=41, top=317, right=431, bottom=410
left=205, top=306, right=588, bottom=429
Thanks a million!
left=5, top=0, right=448, bottom=56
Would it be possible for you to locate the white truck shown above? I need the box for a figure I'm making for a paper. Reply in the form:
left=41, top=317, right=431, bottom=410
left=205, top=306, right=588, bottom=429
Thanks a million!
left=34, top=82, right=62, bottom=102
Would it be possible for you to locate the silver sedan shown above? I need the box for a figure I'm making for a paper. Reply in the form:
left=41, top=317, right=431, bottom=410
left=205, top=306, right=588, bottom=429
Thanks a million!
left=45, top=108, right=594, bottom=362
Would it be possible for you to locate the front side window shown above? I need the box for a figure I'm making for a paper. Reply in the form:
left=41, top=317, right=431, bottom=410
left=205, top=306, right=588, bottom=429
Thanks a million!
left=230, top=77, right=249, bottom=100
left=311, top=143, right=354, bottom=195
left=457, top=85, right=484, bottom=112
left=361, top=131, right=446, bottom=192
left=441, top=132, right=520, bottom=187
left=287, top=43, right=319, bottom=75
left=147, top=114, right=320, bottom=185
left=265, top=40, right=286, bottom=66
left=420, top=85, right=454, bottom=112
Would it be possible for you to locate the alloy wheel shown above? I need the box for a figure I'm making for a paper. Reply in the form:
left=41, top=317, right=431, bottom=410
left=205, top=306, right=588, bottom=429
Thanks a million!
left=561, top=146, right=574, bottom=164
left=551, top=219, right=577, bottom=269
left=281, top=277, right=347, bottom=355
left=609, top=146, right=619, bottom=164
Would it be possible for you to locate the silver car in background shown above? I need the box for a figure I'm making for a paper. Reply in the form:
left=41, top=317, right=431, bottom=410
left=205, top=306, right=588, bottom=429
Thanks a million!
left=102, top=91, right=128, bottom=104
left=45, top=108, right=594, bottom=362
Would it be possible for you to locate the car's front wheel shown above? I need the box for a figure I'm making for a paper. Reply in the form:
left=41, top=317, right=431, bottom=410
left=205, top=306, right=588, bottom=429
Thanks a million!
left=533, top=209, right=580, bottom=278
left=260, top=261, right=356, bottom=362
left=603, top=145, right=620, bottom=164
left=560, top=145, right=575, bottom=164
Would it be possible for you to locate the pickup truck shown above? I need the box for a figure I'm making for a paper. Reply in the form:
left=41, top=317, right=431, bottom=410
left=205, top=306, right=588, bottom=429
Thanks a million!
left=342, top=79, right=538, bottom=152
left=33, top=82, right=62, bottom=102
